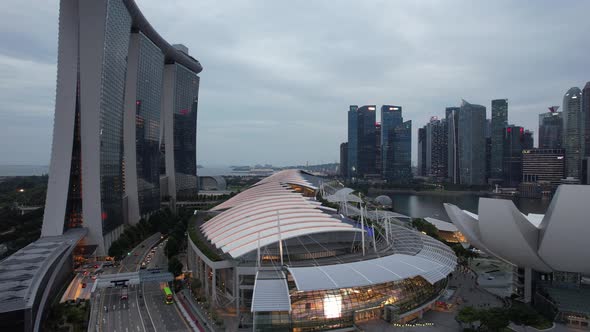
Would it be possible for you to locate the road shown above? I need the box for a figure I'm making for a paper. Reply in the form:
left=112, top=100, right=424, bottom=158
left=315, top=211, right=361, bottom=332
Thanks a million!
left=87, top=234, right=191, bottom=332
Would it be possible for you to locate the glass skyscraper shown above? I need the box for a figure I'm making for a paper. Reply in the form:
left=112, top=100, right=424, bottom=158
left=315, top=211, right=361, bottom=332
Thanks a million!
left=539, top=109, right=563, bottom=149
left=458, top=100, right=487, bottom=185
left=446, top=107, right=460, bottom=184
left=583, top=82, right=590, bottom=158
left=347, top=105, right=377, bottom=179
left=562, top=87, right=583, bottom=179
left=381, top=105, right=404, bottom=181
left=491, top=99, right=508, bottom=180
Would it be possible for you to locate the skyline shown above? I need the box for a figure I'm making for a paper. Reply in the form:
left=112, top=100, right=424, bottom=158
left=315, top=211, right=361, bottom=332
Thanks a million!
left=1, top=0, right=590, bottom=166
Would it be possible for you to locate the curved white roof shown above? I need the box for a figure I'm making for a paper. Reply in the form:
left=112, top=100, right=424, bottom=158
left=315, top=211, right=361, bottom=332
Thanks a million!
left=287, top=225, right=457, bottom=291
left=445, top=185, right=590, bottom=274
left=202, top=170, right=363, bottom=258
left=325, top=188, right=363, bottom=203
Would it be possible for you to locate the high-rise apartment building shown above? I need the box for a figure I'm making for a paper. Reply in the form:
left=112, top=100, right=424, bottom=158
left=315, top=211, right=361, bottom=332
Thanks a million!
left=41, top=0, right=202, bottom=255
left=347, top=105, right=377, bottom=179
left=491, top=99, right=508, bottom=180
left=446, top=107, right=460, bottom=183
left=563, top=87, right=583, bottom=179
left=539, top=107, right=563, bottom=149
left=458, top=100, right=486, bottom=185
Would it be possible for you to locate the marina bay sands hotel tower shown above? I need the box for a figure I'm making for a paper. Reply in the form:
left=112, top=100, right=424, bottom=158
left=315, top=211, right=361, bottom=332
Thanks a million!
left=41, top=0, right=202, bottom=255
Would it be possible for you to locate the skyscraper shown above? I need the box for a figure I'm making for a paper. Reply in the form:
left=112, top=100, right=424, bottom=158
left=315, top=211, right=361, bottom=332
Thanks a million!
left=425, top=117, right=448, bottom=179
left=538, top=107, right=563, bottom=149
left=381, top=105, right=411, bottom=181
left=417, top=127, right=427, bottom=176
left=375, top=123, right=382, bottom=175
left=563, top=87, right=583, bottom=178
left=340, top=142, right=348, bottom=178
left=458, top=100, right=487, bottom=185
left=347, top=105, right=377, bottom=179
left=583, top=82, right=590, bottom=158
left=41, top=0, right=202, bottom=255
left=162, top=56, right=201, bottom=202
left=502, top=125, right=529, bottom=186
left=446, top=107, right=460, bottom=183
left=491, top=99, right=508, bottom=180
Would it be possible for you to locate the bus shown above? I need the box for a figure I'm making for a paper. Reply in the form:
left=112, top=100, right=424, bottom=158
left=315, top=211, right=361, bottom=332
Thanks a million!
left=164, top=287, right=173, bottom=304
left=121, top=287, right=128, bottom=300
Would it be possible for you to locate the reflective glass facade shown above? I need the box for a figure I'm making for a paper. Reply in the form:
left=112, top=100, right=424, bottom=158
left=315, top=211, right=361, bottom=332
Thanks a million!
left=491, top=99, right=508, bottom=179
left=99, top=0, right=132, bottom=233
left=458, top=101, right=486, bottom=185
left=347, top=105, right=359, bottom=179
left=539, top=112, right=563, bottom=149
left=254, top=277, right=445, bottom=332
left=135, top=33, right=164, bottom=215
left=173, top=64, right=199, bottom=199
left=381, top=105, right=403, bottom=181
left=446, top=107, right=460, bottom=184
left=563, top=87, right=583, bottom=178
left=390, top=120, right=412, bottom=181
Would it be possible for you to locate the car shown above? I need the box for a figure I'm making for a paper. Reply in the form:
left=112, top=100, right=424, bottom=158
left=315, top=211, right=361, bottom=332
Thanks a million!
left=83, top=271, right=89, bottom=276
left=134, top=253, right=138, bottom=256
left=81, top=283, right=87, bottom=288
left=91, top=275, right=97, bottom=280
left=94, top=264, right=99, bottom=269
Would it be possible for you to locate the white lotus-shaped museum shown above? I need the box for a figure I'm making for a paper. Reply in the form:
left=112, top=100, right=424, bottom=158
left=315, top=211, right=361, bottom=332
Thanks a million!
left=444, top=185, right=590, bottom=275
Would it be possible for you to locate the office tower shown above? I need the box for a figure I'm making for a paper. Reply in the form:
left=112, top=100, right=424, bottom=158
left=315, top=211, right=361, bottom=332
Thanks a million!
left=391, top=120, right=412, bottom=181
left=41, top=0, right=202, bottom=255
left=485, top=137, right=492, bottom=181
left=375, top=123, right=382, bottom=175
left=417, top=127, right=427, bottom=176
left=583, top=82, right=590, bottom=158
left=381, top=105, right=403, bottom=180
left=347, top=105, right=376, bottom=179
left=458, top=100, right=486, bottom=185
left=491, top=99, right=508, bottom=180
left=340, top=142, right=348, bottom=178
left=425, top=117, right=448, bottom=179
left=538, top=107, right=563, bottom=149
left=523, top=130, right=534, bottom=149
left=522, top=148, right=565, bottom=189
left=446, top=107, right=460, bottom=183
left=502, top=125, right=528, bottom=186
left=347, top=105, right=359, bottom=179
left=563, top=87, right=583, bottom=178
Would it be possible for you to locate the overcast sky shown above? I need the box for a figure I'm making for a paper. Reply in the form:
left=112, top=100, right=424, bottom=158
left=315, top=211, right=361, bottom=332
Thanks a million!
left=0, top=0, right=589, bottom=167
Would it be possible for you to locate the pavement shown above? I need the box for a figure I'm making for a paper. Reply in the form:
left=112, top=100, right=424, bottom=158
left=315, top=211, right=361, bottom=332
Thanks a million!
left=357, top=265, right=504, bottom=332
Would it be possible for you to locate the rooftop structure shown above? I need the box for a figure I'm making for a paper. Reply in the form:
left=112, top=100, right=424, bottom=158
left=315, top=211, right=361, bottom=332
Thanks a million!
left=0, top=229, right=86, bottom=331
left=188, top=170, right=456, bottom=330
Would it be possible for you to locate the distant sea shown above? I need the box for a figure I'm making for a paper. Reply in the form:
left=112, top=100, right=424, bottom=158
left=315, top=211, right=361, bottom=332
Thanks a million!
left=198, top=166, right=240, bottom=176
left=0, top=165, right=49, bottom=176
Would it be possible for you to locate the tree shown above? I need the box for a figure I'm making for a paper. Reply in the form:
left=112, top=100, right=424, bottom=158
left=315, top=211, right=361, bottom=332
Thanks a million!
left=165, top=236, right=180, bottom=258
left=168, top=256, right=183, bottom=277
left=480, top=307, right=509, bottom=332
left=457, top=306, right=480, bottom=329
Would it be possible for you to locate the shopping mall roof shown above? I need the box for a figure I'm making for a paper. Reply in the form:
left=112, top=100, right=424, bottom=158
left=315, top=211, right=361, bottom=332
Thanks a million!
left=287, top=227, right=456, bottom=291
left=251, top=270, right=291, bottom=312
left=202, top=172, right=363, bottom=258
left=0, top=228, right=86, bottom=313
left=424, top=217, right=459, bottom=233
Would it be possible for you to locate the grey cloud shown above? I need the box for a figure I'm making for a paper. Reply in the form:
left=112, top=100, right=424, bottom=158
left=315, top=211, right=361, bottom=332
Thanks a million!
left=0, top=0, right=589, bottom=166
